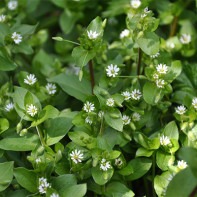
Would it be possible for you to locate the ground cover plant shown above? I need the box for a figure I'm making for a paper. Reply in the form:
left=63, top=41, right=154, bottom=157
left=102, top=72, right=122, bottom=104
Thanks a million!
left=0, top=0, right=197, bottom=196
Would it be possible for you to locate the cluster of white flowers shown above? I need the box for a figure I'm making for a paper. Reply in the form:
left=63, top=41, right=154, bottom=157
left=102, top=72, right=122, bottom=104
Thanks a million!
left=160, top=135, right=170, bottom=146
left=27, top=104, right=38, bottom=117
left=141, top=7, right=150, bottom=18
left=11, top=32, right=22, bottom=44
left=192, top=98, right=197, bottom=109
left=131, top=89, right=142, bottom=100
left=106, top=64, right=120, bottom=77
left=85, top=116, right=92, bottom=124
left=46, top=83, right=56, bottom=95
left=24, top=74, right=37, bottom=85
left=150, top=51, right=160, bottom=58
left=84, top=101, right=95, bottom=113
left=156, top=79, right=165, bottom=88
left=8, top=0, right=18, bottom=10
left=132, top=112, right=140, bottom=121
left=5, top=102, right=14, bottom=112
left=130, top=0, right=141, bottom=9
left=98, top=111, right=104, bottom=118
left=106, top=98, right=115, bottom=107
left=153, top=73, right=159, bottom=79
left=156, top=64, right=168, bottom=74
left=50, top=193, right=59, bottom=197
left=120, top=29, right=130, bottom=39
left=177, top=160, right=187, bottom=170
left=100, top=158, right=111, bottom=171
left=166, top=42, right=175, bottom=49
left=122, top=115, right=131, bottom=125
left=121, top=91, right=131, bottom=100
left=0, top=15, right=6, bottom=22
left=180, top=34, right=191, bottom=44
left=175, top=105, right=186, bottom=115
left=38, top=177, right=51, bottom=194
left=115, top=158, right=123, bottom=166
left=36, top=158, right=41, bottom=164
left=87, top=30, right=99, bottom=39
left=70, top=149, right=83, bottom=164
left=154, top=64, right=168, bottom=88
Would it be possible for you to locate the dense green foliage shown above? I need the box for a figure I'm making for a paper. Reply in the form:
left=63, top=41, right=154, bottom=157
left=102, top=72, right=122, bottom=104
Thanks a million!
left=0, top=0, right=197, bottom=196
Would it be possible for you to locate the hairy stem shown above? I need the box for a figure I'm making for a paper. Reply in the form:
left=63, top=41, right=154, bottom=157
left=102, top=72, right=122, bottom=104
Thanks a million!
left=99, top=119, right=104, bottom=136
left=169, top=16, right=178, bottom=38
left=137, top=48, right=142, bottom=75
left=89, top=60, right=95, bottom=94
left=189, top=186, right=197, bottom=197
left=36, top=126, right=45, bottom=147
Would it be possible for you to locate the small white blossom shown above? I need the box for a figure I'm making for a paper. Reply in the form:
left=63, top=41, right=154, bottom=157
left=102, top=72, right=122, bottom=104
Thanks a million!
left=98, top=111, right=104, bottom=118
left=5, top=102, right=14, bottom=112
left=87, top=30, right=99, bottom=39
left=156, top=79, right=165, bottom=88
left=160, top=135, right=170, bottom=146
left=36, top=158, right=41, bottom=164
left=168, top=172, right=176, bottom=181
left=115, top=158, right=123, bottom=166
left=46, top=83, right=56, bottom=95
left=175, top=105, right=186, bottom=115
left=106, top=98, right=115, bottom=107
left=70, top=149, right=83, bottom=164
left=85, top=116, right=92, bottom=124
left=177, top=160, right=187, bottom=170
left=27, top=104, right=38, bottom=117
left=132, top=112, right=140, bottom=121
left=50, top=193, right=59, bottom=197
left=24, top=74, right=37, bottom=85
left=0, top=15, right=6, bottom=22
left=192, top=98, right=197, bottom=109
left=150, top=51, right=160, bottom=58
left=122, top=115, right=131, bottom=125
left=131, top=89, right=142, bottom=100
left=38, top=177, right=51, bottom=194
left=122, top=91, right=131, bottom=100
left=84, top=101, right=95, bottom=113
left=100, top=158, right=111, bottom=171
left=153, top=73, right=159, bottom=79
left=130, top=0, right=141, bottom=9
left=11, top=32, right=22, bottom=44
left=166, top=42, right=175, bottom=49
left=180, top=34, right=191, bottom=44
left=141, top=7, right=150, bottom=18
left=8, top=0, right=18, bottom=10
left=106, top=64, right=120, bottom=77
left=156, top=64, right=168, bottom=74
left=120, top=29, right=130, bottom=39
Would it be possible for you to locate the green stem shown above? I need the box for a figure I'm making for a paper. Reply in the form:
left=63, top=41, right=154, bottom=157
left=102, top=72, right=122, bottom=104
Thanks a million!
left=36, top=126, right=45, bottom=147
left=152, top=152, right=156, bottom=197
left=137, top=48, right=142, bottom=75
left=62, top=39, right=80, bottom=45
left=102, top=184, right=105, bottom=197
left=99, top=119, right=104, bottom=136
left=89, top=60, right=95, bottom=95
left=143, top=177, right=150, bottom=197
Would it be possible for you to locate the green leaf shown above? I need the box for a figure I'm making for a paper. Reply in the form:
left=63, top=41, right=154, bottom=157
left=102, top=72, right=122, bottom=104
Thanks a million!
left=136, top=147, right=154, bottom=157
left=0, top=23, right=10, bottom=45
left=0, top=161, right=14, bottom=192
left=118, top=163, right=133, bottom=176
left=163, top=121, right=179, bottom=140
left=11, top=24, right=38, bottom=37
left=170, top=60, right=182, bottom=80
left=0, top=118, right=9, bottom=134
left=0, top=133, right=39, bottom=151
left=24, top=91, right=34, bottom=107
left=0, top=55, right=17, bottom=71
left=48, top=73, right=92, bottom=102
left=104, top=108, right=123, bottom=132
left=14, top=167, right=37, bottom=193
left=143, top=81, right=163, bottom=105
left=12, top=41, right=34, bottom=55
left=137, top=32, right=160, bottom=55
left=62, top=184, right=87, bottom=197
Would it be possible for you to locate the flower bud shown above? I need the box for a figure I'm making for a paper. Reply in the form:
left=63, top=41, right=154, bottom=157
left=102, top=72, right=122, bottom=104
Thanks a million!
left=188, top=131, right=196, bottom=141
left=19, top=128, right=28, bottom=136
left=180, top=122, right=188, bottom=131
left=52, top=37, right=63, bottom=41
left=16, top=122, right=22, bottom=134
left=79, top=69, right=83, bottom=81
left=137, top=31, right=143, bottom=39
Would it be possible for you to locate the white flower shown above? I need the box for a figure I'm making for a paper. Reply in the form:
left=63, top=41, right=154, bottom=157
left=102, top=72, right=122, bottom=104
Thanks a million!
left=156, top=64, right=168, bottom=74
left=180, top=34, right=191, bottom=44
left=120, top=29, right=130, bottom=39
left=166, top=42, right=175, bottom=49
left=122, top=91, right=131, bottom=100
left=46, top=83, right=56, bottom=95
left=150, top=51, right=160, bottom=58
left=153, top=73, right=159, bottom=79
left=5, top=102, right=14, bottom=112
left=85, top=116, right=92, bottom=124
left=115, top=158, right=123, bottom=166
left=168, top=172, right=175, bottom=181
left=8, top=0, right=18, bottom=10
left=177, top=160, right=187, bottom=170
left=38, top=177, right=51, bottom=194
left=11, top=32, right=22, bottom=44
left=84, top=101, right=95, bottom=113
left=70, top=149, right=83, bottom=164
left=50, top=193, right=59, bottom=197
left=141, top=7, right=150, bottom=18
left=192, top=98, right=197, bottom=109
left=98, top=111, right=104, bottom=118
left=24, top=74, right=37, bottom=85
left=27, top=104, right=38, bottom=117
left=122, top=115, right=131, bottom=125
left=100, top=158, right=111, bottom=171
left=132, top=112, right=140, bottom=121
left=0, top=15, right=6, bottom=22
left=87, top=30, right=99, bottom=39
left=106, top=98, right=115, bottom=107
left=175, top=105, right=186, bottom=115
left=156, top=79, right=165, bottom=88
left=160, top=135, right=170, bottom=146
left=130, top=0, right=141, bottom=9
left=36, top=158, right=41, bottom=164
left=131, top=89, right=142, bottom=100
left=106, top=64, right=120, bottom=77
